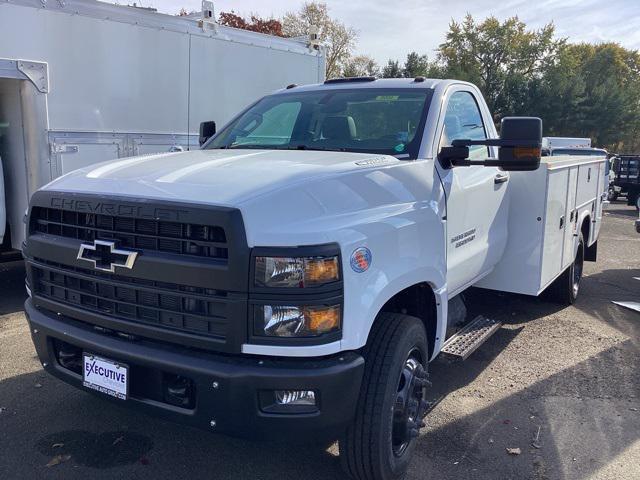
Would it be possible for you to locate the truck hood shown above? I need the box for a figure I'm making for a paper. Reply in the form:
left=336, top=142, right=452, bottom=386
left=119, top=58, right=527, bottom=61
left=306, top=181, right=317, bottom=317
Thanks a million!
left=44, top=149, right=399, bottom=207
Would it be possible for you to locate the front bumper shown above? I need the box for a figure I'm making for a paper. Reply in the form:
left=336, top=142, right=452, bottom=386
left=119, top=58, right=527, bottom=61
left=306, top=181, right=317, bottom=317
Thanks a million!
left=25, top=299, right=364, bottom=440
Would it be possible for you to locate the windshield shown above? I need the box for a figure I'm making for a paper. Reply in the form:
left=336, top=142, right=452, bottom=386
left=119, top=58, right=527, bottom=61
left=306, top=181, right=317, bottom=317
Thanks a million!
left=205, top=88, right=432, bottom=158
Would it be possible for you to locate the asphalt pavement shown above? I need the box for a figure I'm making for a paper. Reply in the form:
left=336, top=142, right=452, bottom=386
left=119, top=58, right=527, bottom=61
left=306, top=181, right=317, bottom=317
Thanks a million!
left=1, top=202, right=638, bottom=479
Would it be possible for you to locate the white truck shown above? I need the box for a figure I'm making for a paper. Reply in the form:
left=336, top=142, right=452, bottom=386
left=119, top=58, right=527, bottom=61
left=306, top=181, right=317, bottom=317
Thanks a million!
left=23, top=77, right=606, bottom=480
left=0, top=0, right=324, bottom=254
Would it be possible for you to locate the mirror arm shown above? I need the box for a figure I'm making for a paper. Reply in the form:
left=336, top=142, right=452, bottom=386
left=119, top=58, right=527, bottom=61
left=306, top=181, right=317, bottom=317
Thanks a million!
left=452, top=138, right=540, bottom=149
left=450, top=158, right=503, bottom=167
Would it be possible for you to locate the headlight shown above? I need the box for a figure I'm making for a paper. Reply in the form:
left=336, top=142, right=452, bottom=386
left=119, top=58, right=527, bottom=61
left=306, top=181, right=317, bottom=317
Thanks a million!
left=255, top=255, right=340, bottom=288
left=255, top=304, right=341, bottom=337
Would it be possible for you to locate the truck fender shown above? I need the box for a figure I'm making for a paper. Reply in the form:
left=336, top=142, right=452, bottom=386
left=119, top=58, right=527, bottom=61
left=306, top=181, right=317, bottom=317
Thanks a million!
left=355, top=270, right=448, bottom=362
left=576, top=211, right=591, bottom=247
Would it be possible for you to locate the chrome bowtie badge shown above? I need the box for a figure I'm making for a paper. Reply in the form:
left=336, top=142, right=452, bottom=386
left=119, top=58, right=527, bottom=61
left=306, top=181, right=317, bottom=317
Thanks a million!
left=77, top=240, right=138, bottom=273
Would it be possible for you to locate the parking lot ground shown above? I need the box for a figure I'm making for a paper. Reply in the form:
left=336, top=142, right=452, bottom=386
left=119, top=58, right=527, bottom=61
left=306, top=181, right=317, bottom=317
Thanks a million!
left=1, top=203, right=639, bottom=480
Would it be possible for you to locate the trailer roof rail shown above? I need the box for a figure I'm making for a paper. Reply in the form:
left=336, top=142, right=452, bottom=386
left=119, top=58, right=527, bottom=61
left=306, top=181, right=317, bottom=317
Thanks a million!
left=324, top=76, right=376, bottom=84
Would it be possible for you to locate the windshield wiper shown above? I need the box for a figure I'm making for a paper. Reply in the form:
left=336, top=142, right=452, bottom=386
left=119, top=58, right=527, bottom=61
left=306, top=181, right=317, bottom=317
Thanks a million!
left=286, top=145, right=347, bottom=152
left=223, top=144, right=269, bottom=149
left=214, top=144, right=347, bottom=152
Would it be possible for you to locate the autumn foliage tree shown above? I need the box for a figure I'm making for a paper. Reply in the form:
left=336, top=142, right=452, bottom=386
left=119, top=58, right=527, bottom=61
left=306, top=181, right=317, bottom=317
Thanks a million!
left=282, top=2, right=357, bottom=79
left=342, top=55, right=379, bottom=78
left=218, top=11, right=284, bottom=37
left=381, top=16, right=640, bottom=152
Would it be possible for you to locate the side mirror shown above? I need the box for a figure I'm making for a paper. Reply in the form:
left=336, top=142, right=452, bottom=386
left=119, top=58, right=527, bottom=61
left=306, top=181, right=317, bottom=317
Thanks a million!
left=199, top=121, right=216, bottom=146
left=497, top=117, right=542, bottom=171
left=442, top=116, right=542, bottom=171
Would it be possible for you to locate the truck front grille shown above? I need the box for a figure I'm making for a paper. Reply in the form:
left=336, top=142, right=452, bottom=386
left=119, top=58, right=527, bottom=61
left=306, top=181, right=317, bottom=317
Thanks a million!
left=25, top=191, right=251, bottom=353
left=32, top=261, right=229, bottom=339
left=30, top=206, right=228, bottom=260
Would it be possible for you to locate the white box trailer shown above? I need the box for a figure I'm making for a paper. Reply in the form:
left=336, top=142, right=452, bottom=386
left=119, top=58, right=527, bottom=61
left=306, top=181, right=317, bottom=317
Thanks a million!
left=0, top=0, right=325, bottom=251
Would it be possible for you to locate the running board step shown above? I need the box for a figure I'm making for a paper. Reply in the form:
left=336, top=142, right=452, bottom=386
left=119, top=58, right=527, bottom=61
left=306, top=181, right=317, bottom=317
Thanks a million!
left=440, top=316, right=502, bottom=361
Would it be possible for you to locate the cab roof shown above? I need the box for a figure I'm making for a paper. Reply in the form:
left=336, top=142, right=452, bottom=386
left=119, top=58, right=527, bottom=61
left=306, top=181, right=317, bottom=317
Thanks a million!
left=275, top=77, right=449, bottom=94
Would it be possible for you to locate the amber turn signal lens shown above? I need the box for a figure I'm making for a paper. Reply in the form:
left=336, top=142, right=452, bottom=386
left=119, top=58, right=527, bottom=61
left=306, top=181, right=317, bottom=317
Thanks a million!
left=514, top=146, right=541, bottom=159
left=306, top=305, right=341, bottom=334
left=304, top=257, right=340, bottom=286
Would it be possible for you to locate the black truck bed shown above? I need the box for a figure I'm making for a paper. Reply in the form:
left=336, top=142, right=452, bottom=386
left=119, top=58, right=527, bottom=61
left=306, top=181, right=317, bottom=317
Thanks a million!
left=614, top=155, right=640, bottom=207
left=615, top=155, right=640, bottom=187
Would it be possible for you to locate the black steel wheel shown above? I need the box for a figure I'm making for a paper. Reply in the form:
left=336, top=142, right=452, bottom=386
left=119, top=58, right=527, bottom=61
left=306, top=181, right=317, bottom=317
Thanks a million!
left=391, top=353, right=428, bottom=457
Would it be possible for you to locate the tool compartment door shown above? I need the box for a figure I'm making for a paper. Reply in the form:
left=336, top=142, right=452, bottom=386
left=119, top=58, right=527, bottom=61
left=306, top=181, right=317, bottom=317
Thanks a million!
left=541, top=169, right=569, bottom=287
left=562, top=166, right=579, bottom=270
left=592, top=160, right=606, bottom=241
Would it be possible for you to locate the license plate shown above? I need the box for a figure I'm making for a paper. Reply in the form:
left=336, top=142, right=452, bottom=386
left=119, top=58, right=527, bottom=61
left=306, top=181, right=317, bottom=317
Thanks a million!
left=83, top=354, right=128, bottom=400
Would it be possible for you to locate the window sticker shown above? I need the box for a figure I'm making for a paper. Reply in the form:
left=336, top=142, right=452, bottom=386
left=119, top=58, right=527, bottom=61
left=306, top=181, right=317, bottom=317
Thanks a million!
left=394, top=143, right=406, bottom=153
left=375, top=95, right=399, bottom=101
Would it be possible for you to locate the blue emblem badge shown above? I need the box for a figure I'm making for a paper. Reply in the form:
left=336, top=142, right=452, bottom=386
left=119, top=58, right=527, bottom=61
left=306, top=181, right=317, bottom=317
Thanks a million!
left=350, top=247, right=372, bottom=273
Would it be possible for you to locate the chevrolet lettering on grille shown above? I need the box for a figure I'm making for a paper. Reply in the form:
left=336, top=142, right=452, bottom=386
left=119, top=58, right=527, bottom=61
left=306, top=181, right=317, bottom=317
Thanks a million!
left=77, top=240, right=138, bottom=273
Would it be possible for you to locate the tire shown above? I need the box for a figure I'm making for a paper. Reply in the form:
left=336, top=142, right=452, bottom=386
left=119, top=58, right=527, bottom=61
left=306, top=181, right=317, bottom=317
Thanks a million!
left=545, top=232, right=584, bottom=305
left=339, top=313, right=430, bottom=480
left=607, top=187, right=618, bottom=202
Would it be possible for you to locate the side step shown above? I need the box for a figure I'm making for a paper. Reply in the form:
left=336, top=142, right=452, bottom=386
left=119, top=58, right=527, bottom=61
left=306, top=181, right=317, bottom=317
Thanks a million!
left=440, top=315, right=502, bottom=361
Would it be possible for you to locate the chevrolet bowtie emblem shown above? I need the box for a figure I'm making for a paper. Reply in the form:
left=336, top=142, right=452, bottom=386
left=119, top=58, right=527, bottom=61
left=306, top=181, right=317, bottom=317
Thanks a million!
left=77, top=240, right=138, bottom=273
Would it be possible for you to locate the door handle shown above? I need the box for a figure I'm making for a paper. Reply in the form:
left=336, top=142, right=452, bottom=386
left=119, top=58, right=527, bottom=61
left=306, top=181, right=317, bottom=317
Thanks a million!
left=494, top=174, right=509, bottom=185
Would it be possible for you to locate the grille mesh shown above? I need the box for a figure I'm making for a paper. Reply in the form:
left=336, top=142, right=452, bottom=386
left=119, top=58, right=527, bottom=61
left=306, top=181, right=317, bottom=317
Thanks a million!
left=30, top=207, right=228, bottom=259
left=32, top=262, right=228, bottom=339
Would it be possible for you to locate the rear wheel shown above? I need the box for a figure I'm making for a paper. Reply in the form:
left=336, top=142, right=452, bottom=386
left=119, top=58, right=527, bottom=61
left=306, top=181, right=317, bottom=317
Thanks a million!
left=339, top=313, right=430, bottom=480
left=545, top=232, right=584, bottom=304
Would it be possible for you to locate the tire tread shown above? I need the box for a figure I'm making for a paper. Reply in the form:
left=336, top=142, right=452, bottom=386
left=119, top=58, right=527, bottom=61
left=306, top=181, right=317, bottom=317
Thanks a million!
left=340, top=313, right=425, bottom=480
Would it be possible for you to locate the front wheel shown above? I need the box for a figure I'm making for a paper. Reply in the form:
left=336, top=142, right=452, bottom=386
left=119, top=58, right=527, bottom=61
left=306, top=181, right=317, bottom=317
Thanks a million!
left=340, top=313, right=430, bottom=480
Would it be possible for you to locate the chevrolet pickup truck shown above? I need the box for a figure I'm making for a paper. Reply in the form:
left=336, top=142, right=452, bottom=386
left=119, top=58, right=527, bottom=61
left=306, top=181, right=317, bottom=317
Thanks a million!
left=23, top=77, right=606, bottom=480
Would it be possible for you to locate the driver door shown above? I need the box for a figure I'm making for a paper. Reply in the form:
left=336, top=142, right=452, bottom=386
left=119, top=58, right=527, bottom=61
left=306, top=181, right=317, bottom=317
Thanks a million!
left=435, top=87, right=510, bottom=296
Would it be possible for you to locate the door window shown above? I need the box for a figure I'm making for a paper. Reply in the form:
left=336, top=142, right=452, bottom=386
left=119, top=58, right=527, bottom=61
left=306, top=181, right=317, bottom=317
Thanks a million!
left=439, top=91, right=489, bottom=160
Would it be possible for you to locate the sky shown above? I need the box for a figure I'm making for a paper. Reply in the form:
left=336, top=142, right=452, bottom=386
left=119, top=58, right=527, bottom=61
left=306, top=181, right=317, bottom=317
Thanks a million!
left=132, top=0, right=640, bottom=64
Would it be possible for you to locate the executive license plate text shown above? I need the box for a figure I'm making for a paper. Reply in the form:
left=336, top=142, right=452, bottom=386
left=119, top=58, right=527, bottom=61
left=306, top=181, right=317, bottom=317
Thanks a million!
left=83, top=354, right=128, bottom=400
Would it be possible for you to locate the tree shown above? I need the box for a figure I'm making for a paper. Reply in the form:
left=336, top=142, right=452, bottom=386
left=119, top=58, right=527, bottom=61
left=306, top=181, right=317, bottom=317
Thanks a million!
left=435, top=15, right=562, bottom=120
left=382, top=60, right=402, bottom=78
left=218, top=11, right=284, bottom=37
left=342, top=55, right=379, bottom=78
left=403, top=52, right=430, bottom=78
left=282, top=2, right=357, bottom=79
left=534, top=43, right=640, bottom=151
